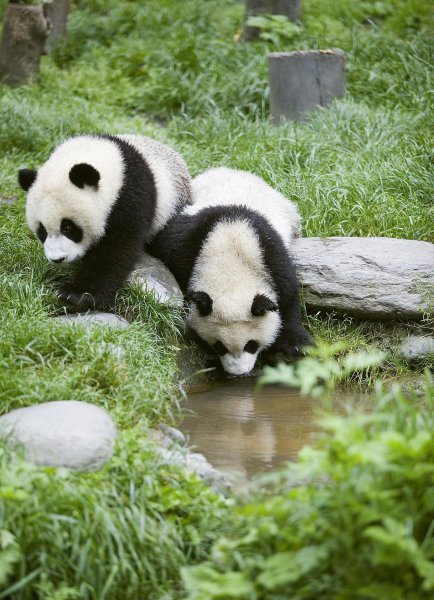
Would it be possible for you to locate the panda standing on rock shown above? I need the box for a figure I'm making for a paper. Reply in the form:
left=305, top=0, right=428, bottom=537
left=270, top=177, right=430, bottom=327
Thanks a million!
left=18, top=134, right=192, bottom=307
left=149, top=167, right=313, bottom=376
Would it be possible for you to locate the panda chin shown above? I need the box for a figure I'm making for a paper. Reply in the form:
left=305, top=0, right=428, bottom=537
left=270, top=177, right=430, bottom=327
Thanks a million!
left=220, top=352, right=258, bottom=377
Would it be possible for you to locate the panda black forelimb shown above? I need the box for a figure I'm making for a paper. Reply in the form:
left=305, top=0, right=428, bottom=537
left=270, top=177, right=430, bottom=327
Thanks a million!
left=57, top=234, right=145, bottom=307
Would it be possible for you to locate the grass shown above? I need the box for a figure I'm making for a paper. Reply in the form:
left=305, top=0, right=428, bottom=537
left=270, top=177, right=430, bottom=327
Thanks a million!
left=0, top=0, right=433, bottom=597
left=0, top=432, right=230, bottom=600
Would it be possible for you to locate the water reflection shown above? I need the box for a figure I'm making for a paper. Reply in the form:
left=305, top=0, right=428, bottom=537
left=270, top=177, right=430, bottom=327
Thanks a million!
left=180, top=379, right=318, bottom=487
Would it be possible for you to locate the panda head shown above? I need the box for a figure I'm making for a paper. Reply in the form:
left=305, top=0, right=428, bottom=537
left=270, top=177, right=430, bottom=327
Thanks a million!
left=187, top=290, right=281, bottom=376
left=18, top=136, right=124, bottom=264
left=19, top=163, right=101, bottom=263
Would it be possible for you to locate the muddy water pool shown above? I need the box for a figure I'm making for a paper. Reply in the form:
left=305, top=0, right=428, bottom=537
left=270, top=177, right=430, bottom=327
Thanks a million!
left=180, top=378, right=323, bottom=488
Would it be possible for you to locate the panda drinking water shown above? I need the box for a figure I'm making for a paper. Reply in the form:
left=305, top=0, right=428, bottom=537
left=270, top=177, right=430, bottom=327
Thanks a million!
left=18, top=134, right=192, bottom=307
left=148, top=167, right=313, bottom=376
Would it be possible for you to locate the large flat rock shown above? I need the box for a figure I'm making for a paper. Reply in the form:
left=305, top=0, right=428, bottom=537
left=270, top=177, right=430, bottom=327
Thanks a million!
left=0, top=401, right=116, bottom=470
left=292, top=237, right=434, bottom=319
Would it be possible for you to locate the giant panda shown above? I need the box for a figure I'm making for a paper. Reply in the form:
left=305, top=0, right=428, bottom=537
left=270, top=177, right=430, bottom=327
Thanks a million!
left=18, top=134, right=192, bottom=307
left=148, top=167, right=312, bottom=376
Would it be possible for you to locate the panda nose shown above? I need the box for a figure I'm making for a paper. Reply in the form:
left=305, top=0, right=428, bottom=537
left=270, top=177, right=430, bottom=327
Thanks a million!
left=52, top=257, right=65, bottom=263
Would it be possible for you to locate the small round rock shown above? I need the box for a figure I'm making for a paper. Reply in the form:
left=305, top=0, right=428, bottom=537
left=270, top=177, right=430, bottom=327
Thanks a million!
left=158, top=446, right=232, bottom=492
left=131, top=254, right=183, bottom=306
left=159, top=423, right=186, bottom=445
left=399, top=335, right=434, bottom=364
left=0, top=401, right=117, bottom=470
left=54, top=311, right=129, bottom=329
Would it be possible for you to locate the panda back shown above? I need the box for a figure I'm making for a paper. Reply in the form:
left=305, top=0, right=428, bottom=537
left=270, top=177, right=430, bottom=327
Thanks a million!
left=188, top=167, right=301, bottom=245
left=118, top=135, right=192, bottom=237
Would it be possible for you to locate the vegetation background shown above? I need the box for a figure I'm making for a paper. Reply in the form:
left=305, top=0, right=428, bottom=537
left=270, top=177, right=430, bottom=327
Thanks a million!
left=0, top=0, right=433, bottom=598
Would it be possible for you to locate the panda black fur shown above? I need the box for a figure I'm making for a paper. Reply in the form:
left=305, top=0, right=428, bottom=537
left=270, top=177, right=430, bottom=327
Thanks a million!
left=18, top=134, right=192, bottom=307
left=148, top=167, right=312, bottom=376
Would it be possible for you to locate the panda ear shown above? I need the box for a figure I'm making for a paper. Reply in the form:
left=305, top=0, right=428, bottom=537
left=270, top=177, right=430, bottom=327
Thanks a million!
left=18, top=168, right=37, bottom=191
left=251, top=294, right=278, bottom=316
left=187, top=291, right=213, bottom=317
left=69, top=163, right=100, bottom=189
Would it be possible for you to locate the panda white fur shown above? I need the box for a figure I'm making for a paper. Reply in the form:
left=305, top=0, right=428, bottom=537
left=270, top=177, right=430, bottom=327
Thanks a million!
left=18, top=134, right=191, bottom=307
left=148, top=167, right=312, bottom=376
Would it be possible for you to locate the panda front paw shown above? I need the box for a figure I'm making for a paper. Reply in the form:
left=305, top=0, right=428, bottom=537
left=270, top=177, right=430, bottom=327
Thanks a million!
left=56, top=286, right=97, bottom=308
left=272, top=342, right=306, bottom=358
left=272, top=328, right=315, bottom=357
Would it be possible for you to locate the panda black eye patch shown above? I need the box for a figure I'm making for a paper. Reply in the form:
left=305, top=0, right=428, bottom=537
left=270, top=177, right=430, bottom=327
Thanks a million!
left=213, top=341, right=228, bottom=356
left=61, top=219, right=83, bottom=243
left=37, top=223, right=47, bottom=243
left=244, top=340, right=259, bottom=354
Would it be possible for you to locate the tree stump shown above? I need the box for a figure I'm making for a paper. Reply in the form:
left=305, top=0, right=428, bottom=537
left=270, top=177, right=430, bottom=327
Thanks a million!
left=243, top=0, right=301, bottom=41
left=0, top=3, right=49, bottom=85
left=44, top=0, right=70, bottom=52
left=269, top=49, right=346, bottom=123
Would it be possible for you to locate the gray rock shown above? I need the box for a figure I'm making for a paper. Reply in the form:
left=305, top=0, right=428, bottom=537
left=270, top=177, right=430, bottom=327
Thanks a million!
left=150, top=425, right=186, bottom=451
left=175, top=344, right=214, bottom=389
left=292, top=237, right=434, bottom=319
left=54, top=311, right=129, bottom=329
left=130, top=254, right=183, bottom=306
left=158, top=446, right=231, bottom=492
left=159, top=423, right=186, bottom=445
left=399, top=336, right=434, bottom=363
left=269, top=49, right=345, bottom=122
left=185, top=452, right=231, bottom=489
left=0, top=401, right=116, bottom=470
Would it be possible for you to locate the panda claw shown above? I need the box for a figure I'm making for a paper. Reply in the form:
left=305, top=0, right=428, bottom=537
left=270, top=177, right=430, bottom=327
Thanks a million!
left=56, top=287, right=89, bottom=307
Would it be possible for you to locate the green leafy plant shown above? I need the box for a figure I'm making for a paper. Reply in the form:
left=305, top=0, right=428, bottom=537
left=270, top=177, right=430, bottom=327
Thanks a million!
left=246, top=14, right=302, bottom=45
left=259, top=342, right=386, bottom=396
left=0, top=530, right=21, bottom=588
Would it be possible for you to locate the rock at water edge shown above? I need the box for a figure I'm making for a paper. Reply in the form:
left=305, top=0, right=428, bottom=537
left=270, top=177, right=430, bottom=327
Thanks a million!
left=0, top=401, right=116, bottom=470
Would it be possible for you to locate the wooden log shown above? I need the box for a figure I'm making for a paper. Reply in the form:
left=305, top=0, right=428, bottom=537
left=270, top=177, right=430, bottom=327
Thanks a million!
left=0, top=3, right=49, bottom=85
left=243, top=0, right=301, bottom=41
left=269, top=49, right=346, bottom=123
left=44, top=0, right=70, bottom=52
